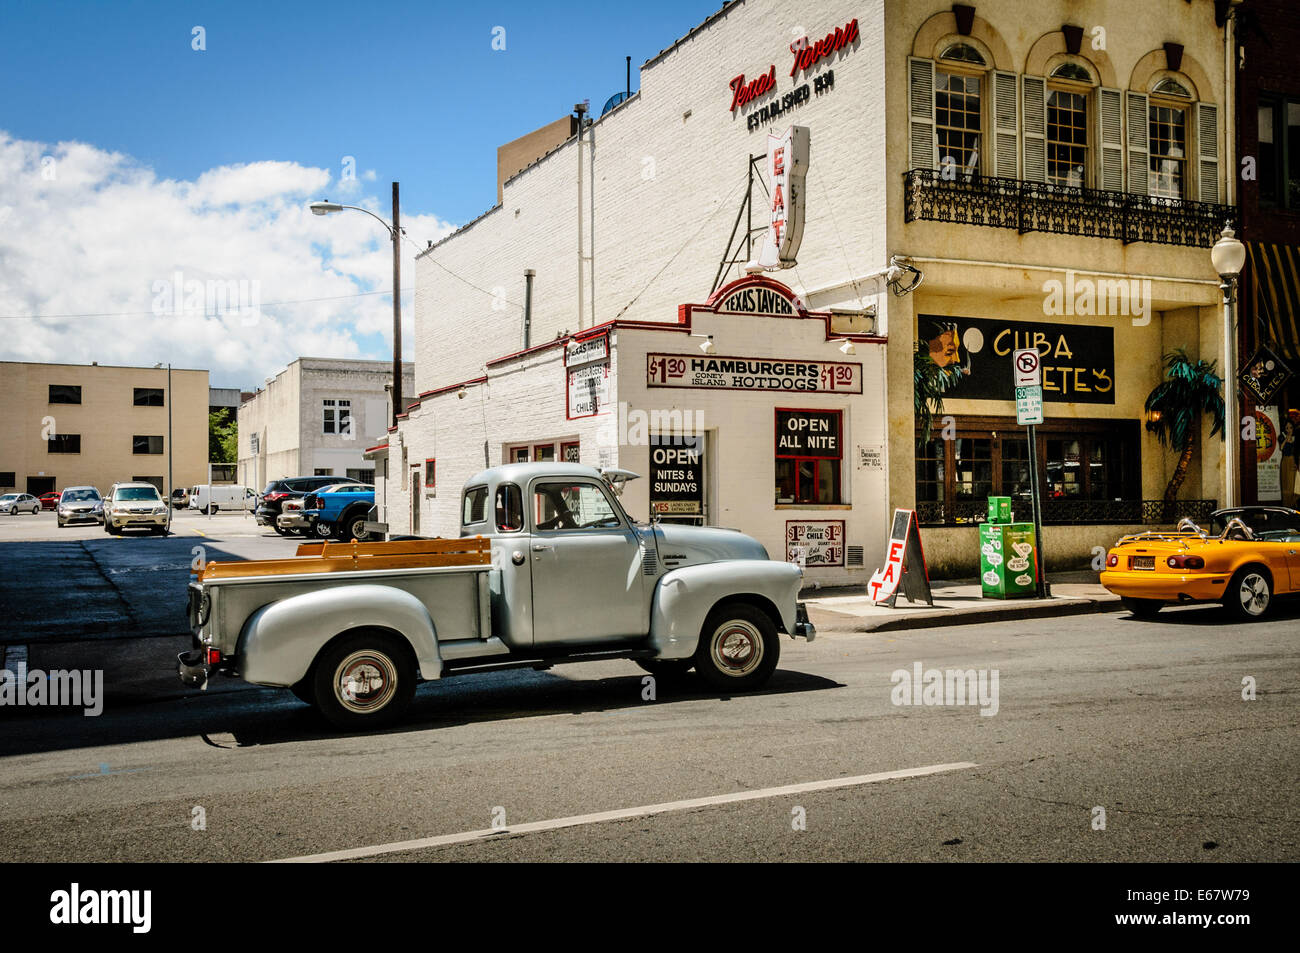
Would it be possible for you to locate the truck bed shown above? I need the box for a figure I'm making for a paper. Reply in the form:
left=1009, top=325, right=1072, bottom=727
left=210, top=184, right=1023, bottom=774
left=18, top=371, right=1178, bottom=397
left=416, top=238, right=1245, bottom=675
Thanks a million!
left=197, top=536, right=492, bottom=580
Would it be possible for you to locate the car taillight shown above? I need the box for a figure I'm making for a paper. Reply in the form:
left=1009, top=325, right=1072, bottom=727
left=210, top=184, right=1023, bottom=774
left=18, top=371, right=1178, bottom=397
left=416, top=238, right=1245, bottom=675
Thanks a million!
left=1166, top=555, right=1206, bottom=569
left=1106, top=553, right=1118, bottom=567
left=264, top=492, right=287, bottom=502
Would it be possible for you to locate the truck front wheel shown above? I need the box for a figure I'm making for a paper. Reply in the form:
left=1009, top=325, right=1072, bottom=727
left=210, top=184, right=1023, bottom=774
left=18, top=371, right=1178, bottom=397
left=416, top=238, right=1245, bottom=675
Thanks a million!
left=312, top=631, right=416, bottom=730
left=692, top=602, right=780, bottom=692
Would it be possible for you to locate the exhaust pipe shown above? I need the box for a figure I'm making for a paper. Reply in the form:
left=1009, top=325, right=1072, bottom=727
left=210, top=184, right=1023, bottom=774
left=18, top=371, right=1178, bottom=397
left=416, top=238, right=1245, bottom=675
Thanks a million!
left=177, top=649, right=208, bottom=688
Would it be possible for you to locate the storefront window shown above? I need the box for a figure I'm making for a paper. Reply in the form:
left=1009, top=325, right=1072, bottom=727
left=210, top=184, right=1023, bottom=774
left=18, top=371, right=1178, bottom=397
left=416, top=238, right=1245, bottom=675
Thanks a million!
left=915, top=417, right=1141, bottom=524
left=775, top=409, right=843, bottom=505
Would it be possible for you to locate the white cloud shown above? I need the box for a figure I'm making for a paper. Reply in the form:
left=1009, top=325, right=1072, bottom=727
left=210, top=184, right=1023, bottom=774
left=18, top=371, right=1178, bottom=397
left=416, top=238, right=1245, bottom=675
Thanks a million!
left=0, top=132, right=456, bottom=389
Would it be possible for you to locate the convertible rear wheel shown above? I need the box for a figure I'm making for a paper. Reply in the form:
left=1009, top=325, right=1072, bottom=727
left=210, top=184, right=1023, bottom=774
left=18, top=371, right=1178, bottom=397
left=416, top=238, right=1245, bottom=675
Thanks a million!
left=692, top=602, right=779, bottom=692
left=312, top=631, right=415, bottom=730
left=1227, top=567, right=1272, bottom=621
left=1121, top=597, right=1163, bottom=618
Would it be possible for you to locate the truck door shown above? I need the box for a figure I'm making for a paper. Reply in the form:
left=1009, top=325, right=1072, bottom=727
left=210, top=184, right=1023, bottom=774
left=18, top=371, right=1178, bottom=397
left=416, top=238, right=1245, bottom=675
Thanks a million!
left=528, top=479, right=649, bottom=645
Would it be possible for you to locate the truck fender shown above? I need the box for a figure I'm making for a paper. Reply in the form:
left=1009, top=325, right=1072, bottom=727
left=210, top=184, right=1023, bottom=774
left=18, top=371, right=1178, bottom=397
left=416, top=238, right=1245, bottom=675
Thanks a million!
left=648, top=560, right=802, bottom=660
left=238, top=584, right=443, bottom=687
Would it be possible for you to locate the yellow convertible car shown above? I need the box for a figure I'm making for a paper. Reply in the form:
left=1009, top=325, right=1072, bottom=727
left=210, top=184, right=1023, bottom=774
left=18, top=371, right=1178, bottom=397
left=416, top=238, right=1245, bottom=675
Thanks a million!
left=1100, top=508, right=1300, bottom=620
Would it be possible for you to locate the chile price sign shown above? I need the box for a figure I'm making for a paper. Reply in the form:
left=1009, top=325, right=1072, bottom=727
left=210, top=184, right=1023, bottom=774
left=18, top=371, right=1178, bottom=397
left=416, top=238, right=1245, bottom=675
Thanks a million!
left=786, top=520, right=844, bottom=567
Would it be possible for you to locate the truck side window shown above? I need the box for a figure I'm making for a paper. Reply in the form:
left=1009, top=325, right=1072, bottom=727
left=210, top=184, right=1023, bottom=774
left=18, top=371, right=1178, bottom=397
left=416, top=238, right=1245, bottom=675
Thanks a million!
left=495, top=483, right=523, bottom=532
left=462, top=485, right=488, bottom=525
left=533, top=482, right=621, bottom=531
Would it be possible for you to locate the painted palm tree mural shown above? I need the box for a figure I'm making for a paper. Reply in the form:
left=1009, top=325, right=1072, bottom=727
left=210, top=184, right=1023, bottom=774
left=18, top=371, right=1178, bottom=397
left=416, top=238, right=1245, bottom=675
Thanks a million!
left=1143, top=349, right=1227, bottom=502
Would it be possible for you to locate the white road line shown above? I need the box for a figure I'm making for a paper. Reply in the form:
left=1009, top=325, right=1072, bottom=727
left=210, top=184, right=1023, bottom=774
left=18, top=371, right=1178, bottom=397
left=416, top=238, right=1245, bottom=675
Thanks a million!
left=269, top=761, right=978, bottom=863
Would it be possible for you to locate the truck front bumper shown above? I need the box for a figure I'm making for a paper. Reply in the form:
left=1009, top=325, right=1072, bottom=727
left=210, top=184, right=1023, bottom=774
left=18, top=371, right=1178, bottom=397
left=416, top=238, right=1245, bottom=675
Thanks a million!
left=792, top=602, right=816, bottom=642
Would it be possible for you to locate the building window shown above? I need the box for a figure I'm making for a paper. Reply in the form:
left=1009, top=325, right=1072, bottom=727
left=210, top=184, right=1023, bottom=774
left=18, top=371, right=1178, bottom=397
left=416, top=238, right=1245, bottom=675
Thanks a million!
left=915, top=417, right=1140, bottom=524
left=346, top=468, right=374, bottom=483
left=935, top=70, right=982, bottom=174
left=133, top=435, right=164, bottom=454
left=133, top=387, right=164, bottom=406
left=774, top=409, right=843, bottom=505
left=561, top=441, right=580, bottom=463
left=48, top=434, right=81, bottom=453
left=1046, top=63, right=1094, bottom=187
left=424, top=458, right=436, bottom=492
left=323, top=398, right=352, bottom=435
left=0, top=472, right=15, bottom=488
left=1257, top=95, right=1300, bottom=208
left=534, top=444, right=556, bottom=462
left=1149, top=82, right=1190, bottom=199
left=314, top=469, right=332, bottom=476
left=48, top=384, right=81, bottom=404
left=510, top=446, right=529, bottom=463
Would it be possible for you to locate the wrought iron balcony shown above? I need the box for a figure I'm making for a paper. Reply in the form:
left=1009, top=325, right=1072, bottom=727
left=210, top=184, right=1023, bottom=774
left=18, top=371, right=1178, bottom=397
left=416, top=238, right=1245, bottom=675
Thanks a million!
left=903, top=169, right=1232, bottom=248
left=916, top=498, right=1218, bottom=528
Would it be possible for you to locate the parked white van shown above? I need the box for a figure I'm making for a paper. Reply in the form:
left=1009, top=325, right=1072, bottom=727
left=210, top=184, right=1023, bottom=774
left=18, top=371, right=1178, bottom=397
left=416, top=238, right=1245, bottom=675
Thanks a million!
left=189, top=485, right=255, bottom=514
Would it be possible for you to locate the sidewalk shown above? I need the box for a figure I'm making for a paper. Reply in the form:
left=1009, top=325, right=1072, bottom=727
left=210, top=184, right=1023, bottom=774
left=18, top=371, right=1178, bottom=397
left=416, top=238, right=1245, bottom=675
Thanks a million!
left=803, top=571, right=1121, bottom=633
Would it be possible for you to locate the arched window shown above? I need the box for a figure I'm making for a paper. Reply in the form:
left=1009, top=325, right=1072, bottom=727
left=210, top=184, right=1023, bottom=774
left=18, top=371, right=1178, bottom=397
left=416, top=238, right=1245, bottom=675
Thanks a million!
left=1046, top=61, right=1097, bottom=187
left=1148, top=77, right=1193, bottom=198
left=935, top=43, right=990, bottom=174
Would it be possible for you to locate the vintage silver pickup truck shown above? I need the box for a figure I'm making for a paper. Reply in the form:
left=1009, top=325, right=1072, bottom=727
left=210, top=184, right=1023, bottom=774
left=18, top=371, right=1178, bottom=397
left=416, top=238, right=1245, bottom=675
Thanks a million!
left=179, top=463, right=815, bottom=728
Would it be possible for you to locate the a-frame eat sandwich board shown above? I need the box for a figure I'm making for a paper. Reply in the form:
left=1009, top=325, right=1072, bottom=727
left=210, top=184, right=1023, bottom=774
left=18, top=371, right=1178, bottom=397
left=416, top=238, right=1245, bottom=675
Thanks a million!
left=867, top=508, right=934, bottom=607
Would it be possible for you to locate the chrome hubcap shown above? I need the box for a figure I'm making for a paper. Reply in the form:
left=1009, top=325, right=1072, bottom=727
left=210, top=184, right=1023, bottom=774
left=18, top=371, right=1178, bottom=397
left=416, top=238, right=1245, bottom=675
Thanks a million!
left=333, top=650, right=397, bottom=713
left=711, top=620, right=763, bottom=677
left=1239, top=574, right=1269, bottom=616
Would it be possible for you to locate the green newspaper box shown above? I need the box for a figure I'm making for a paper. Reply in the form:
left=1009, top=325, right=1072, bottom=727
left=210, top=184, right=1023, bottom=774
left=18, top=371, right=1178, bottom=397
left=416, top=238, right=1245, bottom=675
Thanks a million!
left=987, top=496, right=1012, bottom=523
left=979, top=521, right=1037, bottom=598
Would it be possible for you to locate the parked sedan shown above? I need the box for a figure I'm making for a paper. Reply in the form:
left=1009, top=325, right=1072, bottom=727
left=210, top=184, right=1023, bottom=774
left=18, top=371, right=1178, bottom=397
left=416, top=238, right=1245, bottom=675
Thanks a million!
left=57, top=486, right=104, bottom=526
left=0, top=493, right=41, bottom=515
left=38, top=492, right=62, bottom=511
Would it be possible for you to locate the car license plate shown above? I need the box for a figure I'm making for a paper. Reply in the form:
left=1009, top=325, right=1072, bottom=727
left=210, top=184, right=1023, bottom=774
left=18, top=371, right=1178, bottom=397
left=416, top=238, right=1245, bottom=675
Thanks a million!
left=1132, top=556, right=1155, bottom=570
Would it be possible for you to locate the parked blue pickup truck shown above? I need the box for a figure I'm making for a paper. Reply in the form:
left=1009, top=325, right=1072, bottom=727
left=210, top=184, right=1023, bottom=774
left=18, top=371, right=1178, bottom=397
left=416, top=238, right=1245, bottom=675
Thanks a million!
left=301, top=484, right=377, bottom=541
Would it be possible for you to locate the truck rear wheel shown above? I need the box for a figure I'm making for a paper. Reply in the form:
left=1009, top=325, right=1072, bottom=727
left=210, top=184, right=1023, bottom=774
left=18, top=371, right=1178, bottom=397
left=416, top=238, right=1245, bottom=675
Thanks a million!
left=312, top=631, right=415, bottom=730
left=692, top=602, right=779, bottom=693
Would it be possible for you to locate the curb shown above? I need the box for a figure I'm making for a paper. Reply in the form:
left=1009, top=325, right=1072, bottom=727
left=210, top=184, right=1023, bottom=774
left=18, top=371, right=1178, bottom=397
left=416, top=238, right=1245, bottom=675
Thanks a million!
left=810, top=595, right=1124, bottom=633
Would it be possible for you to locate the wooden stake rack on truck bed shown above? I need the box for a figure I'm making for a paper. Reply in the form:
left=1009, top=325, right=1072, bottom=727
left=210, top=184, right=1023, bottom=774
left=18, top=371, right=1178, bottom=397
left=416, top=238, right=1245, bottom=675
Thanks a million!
left=196, top=537, right=492, bottom=581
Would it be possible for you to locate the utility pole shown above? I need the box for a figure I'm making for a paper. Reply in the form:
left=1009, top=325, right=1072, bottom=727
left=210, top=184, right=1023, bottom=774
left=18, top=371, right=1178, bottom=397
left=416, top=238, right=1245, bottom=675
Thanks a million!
left=391, top=181, right=403, bottom=428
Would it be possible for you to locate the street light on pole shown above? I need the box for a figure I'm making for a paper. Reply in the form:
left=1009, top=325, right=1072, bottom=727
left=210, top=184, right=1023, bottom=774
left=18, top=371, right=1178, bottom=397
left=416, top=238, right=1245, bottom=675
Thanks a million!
left=310, top=186, right=404, bottom=427
left=153, top=362, right=172, bottom=534
left=1210, top=225, right=1246, bottom=509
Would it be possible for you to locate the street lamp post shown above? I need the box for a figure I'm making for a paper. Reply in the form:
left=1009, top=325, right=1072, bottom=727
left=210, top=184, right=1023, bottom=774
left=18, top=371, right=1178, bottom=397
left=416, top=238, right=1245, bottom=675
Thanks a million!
left=154, top=362, right=173, bottom=533
left=1211, top=226, right=1246, bottom=509
left=311, top=184, right=404, bottom=427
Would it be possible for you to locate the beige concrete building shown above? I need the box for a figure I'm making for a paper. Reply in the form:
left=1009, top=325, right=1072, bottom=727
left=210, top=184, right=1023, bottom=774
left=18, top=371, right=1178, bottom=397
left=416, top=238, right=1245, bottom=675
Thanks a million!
left=0, top=361, right=210, bottom=497
left=237, top=357, right=414, bottom=491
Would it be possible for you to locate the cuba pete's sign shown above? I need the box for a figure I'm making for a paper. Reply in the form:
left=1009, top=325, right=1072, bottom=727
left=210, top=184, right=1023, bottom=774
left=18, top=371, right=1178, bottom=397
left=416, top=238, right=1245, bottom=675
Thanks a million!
left=916, top=314, right=1115, bottom=404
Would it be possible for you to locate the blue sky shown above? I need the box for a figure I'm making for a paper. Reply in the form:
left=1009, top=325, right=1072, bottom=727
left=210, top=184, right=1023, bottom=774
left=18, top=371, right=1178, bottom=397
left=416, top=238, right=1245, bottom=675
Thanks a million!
left=1, top=0, right=720, bottom=224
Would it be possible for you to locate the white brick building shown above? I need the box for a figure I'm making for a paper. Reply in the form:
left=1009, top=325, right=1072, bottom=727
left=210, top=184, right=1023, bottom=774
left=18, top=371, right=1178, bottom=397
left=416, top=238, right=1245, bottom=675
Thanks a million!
left=383, top=0, right=1234, bottom=581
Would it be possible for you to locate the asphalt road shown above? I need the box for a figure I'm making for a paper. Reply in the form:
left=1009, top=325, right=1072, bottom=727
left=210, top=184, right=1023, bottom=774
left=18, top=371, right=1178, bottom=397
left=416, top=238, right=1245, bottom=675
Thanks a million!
left=1, top=605, right=1296, bottom=862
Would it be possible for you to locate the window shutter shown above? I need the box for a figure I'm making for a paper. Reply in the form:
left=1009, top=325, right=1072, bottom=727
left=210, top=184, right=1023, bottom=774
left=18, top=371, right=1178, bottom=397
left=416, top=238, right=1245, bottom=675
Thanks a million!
left=993, top=70, right=1019, bottom=178
left=1197, top=101, right=1220, bottom=203
left=1097, top=87, right=1123, bottom=192
left=1022, top=75, right=1047, bottom=182
left=1126, top=91, right=1149, bottom=195
left=908, top=57, right=937, bottom=171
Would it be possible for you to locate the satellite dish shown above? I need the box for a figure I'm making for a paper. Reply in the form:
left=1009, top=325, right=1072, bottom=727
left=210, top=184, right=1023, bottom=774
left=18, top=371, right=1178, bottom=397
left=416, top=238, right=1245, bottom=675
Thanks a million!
left=600, top=91, right=629, bottom=116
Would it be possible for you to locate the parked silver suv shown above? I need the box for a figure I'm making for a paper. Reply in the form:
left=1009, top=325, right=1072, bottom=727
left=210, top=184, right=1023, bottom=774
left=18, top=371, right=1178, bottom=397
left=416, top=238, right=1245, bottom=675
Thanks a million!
left=104, top=483, right=169, bottom=535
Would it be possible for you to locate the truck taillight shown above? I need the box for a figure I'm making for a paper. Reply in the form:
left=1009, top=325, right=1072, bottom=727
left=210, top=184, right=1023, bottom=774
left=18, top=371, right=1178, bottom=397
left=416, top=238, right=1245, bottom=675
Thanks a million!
left=206, top=648, right=222, bottom=666
left=1106, top=553, right=1118, bottom=567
